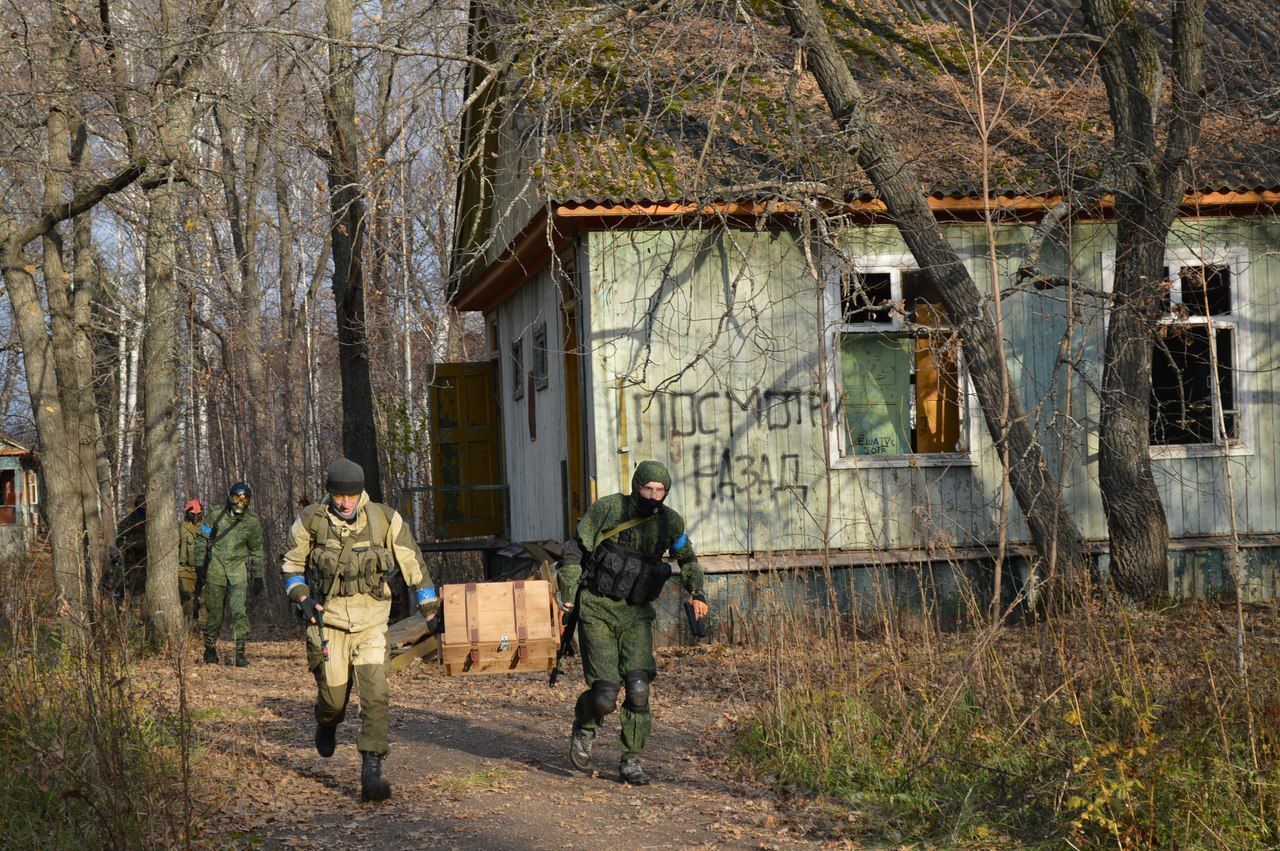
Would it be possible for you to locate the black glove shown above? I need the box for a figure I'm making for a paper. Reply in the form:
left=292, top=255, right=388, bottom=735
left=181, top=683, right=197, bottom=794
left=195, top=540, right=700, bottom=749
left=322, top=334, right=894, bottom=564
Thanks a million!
left=251, top=577, right=264, bottom=597
left=299, top=597, right=324, bottom=626
left=425, top=611, right=445, bottom=636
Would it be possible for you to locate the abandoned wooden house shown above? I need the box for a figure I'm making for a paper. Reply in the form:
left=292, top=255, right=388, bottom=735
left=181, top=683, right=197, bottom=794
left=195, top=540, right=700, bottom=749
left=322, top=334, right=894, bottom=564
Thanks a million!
left=0, top=435, right=40, bottom=555
left=435, top=1, right=1280, bottom=633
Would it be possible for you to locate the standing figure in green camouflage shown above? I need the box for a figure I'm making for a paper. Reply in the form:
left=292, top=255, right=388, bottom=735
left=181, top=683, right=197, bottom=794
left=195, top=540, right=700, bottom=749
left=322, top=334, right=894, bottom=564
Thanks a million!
left=196, top=482, right=265, bottom=667
left=558, top=460, right=710, bottom=785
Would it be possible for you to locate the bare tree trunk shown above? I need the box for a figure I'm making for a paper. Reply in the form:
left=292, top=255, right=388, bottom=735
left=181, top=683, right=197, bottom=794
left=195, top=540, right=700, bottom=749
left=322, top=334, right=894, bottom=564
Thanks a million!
left=71, top=126, right=111, bottom=596
left=276, top=170, right=314, bottom=512
left=304, top=284, right=321, bottom=485
left=782, top=0, right=1089, bottom=607
left=325, top=0, right=383, bottom=501
left=39, top=5, right=101, bottom=606
left=119, top=303, right=140, bottom=506
left=0, top=0, right=142, bottom=623
left=142, top=0, right=227, bottom=639
left=143, top=170, right=185, bottom=636
left=1084, top=0, right=1207, bottom=599
left=212, top=107, right=281, bottom=563
left=0, top=239, right=88, bottom=618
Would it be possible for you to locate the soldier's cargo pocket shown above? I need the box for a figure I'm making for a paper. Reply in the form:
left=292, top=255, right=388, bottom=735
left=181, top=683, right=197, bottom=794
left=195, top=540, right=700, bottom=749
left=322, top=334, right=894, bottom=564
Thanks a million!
left=305, top=624, right=325, bottom=673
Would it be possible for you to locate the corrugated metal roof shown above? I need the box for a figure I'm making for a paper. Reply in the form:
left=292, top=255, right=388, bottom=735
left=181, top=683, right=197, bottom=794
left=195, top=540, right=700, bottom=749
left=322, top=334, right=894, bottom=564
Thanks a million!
left=0, top=434, right=32, bottom=456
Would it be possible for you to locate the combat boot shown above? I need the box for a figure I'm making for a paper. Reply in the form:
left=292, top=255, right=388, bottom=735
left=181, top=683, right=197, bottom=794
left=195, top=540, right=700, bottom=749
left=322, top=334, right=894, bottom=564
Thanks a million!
left=202, top=645, right=218, bottom=665
left=360, top=752, right=392, bottom=802
left=569, top=721, right=595, bottom=771
left=619, top=756, right=650, bottom=785
left=315, top=722, right=337, bottom=758
left=234, top=644, right=249, bottom=668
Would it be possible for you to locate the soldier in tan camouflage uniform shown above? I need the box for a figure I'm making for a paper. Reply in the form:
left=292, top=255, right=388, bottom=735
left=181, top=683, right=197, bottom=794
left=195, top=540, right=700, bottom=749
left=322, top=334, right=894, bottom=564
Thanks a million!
left=282, top=458, right=438, bottom=802
left=178, top=499, right=203, bottom=622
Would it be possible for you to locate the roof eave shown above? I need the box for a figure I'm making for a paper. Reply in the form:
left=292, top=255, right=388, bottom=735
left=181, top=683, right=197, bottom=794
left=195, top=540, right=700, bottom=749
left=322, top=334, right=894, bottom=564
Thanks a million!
left=449, top=189, right=1280, bottom=312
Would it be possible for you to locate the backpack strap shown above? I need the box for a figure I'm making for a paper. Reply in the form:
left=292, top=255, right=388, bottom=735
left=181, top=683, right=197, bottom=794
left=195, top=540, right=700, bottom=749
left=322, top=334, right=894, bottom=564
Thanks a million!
left=205, top=506, right=245, bottom=545
left=364, top=502, right=393, bottom=548
left=304, top=504, right=330, bottom=547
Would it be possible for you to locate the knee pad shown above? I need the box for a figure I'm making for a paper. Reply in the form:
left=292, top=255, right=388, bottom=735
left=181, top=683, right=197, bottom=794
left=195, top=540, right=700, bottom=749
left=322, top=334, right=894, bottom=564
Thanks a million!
left=622, top=670, right=650, bottom=713
left=589, top=680, right=620, bottom=720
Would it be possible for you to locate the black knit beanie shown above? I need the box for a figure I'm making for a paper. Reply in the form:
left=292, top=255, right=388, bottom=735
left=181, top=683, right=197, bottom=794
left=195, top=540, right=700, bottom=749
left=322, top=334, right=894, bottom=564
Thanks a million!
left=326, top=458, right=365, bottom=494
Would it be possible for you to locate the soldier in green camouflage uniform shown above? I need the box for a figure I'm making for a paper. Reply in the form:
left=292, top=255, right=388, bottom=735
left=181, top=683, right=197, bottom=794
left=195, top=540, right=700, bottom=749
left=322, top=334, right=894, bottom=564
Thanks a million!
left=558, top=460, right=710, bottom=785
left=196, top=482, right=265, bottom=667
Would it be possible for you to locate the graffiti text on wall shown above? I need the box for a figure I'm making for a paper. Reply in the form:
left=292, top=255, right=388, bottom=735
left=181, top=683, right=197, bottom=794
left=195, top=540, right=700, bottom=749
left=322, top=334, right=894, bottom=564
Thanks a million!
left=631, top=388, right=821, bottom=503
left=632, top=388, right=823, bottom=442
left=690, top=446, right=809, bottom=502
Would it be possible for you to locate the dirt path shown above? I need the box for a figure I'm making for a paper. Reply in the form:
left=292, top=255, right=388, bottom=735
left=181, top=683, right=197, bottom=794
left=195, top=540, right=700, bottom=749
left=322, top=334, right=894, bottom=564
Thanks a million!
left=177, top=627, right=829, bottom=849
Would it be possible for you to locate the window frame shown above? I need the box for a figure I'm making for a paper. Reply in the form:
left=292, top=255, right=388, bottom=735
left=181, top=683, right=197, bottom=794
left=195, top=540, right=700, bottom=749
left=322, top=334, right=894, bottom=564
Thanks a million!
left=1101, top=246, right=1253, bottom=459
left=510, top=335, right=525, bottom=401
left=532, top=321, right=550, bottom=391
left=824, top=252, right=976, bottom=470
left=485, top=315, right=500, bottom=362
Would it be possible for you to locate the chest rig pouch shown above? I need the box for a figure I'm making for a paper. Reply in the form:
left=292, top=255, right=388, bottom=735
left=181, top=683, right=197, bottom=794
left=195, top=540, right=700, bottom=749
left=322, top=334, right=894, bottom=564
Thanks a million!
left=583, top=515, right=672, bottom=605
left=586, top=540, right=672, bottom=605
left=306, top=504, right=395, bottom=601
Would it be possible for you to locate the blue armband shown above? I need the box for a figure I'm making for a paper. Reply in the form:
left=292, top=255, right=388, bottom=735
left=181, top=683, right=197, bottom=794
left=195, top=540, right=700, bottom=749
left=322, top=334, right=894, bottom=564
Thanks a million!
left=200, top=524, right=213, bottom=535
left=284, top=575, right=306, bottom=592
left=672, top=533, right=689, bottom=552
left=416, top=586, right=438, bottom=605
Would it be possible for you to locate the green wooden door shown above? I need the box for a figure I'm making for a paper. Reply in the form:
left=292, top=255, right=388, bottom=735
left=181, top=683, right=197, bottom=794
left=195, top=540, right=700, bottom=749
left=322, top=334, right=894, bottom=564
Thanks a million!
left=429, top=362, right=505, bottom=538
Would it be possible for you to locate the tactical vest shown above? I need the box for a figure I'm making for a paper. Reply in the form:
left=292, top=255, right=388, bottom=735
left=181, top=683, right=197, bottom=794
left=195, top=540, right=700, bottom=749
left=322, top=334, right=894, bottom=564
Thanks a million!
left=584, top=515, right=673, bottom=606
left=304, top=503, right=396, bottom=601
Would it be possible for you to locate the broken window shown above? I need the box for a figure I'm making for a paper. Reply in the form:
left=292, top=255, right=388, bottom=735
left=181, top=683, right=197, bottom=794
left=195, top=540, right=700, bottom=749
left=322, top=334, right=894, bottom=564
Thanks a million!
left=1149, top=262, right=1239, bottom=446
left=832, top=264, right=965, bottom=459
left=510, top=336, right=524, bottom=401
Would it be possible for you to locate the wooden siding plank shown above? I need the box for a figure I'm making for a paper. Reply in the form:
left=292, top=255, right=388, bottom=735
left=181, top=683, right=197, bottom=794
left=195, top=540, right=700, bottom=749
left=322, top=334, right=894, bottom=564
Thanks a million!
left=498, top=263, right=573, bottom=541
left=562, top=216, right=1280, bottom=563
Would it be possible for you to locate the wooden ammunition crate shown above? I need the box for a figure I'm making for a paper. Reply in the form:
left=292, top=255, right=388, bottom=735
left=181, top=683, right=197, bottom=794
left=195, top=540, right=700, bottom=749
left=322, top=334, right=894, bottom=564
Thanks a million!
left=441, top=579, right=560, bottom=676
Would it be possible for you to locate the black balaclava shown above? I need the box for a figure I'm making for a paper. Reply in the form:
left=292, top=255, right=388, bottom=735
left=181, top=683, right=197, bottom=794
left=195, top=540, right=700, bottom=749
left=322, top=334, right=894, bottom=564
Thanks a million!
left=631, top=460, right=673, bottom=517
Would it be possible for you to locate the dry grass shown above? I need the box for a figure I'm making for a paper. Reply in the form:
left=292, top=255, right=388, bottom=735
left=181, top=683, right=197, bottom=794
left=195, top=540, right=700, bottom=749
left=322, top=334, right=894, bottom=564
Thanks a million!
left=738, top=580, right=1280, bottom=848
left=0, top=546, right=195, bottom=849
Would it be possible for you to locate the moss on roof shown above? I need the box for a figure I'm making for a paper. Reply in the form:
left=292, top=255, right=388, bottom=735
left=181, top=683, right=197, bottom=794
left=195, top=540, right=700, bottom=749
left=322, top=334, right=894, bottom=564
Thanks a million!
left=478, top=0, right=1280, bottom=203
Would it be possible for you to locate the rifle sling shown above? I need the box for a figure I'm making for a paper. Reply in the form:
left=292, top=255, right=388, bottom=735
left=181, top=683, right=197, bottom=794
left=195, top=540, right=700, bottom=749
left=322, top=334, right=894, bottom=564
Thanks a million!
left=201, top=508, right=245, bottom=570
left=598, top=515, right=653, bottom=544
left=208, top=510, right=245, bottom=547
